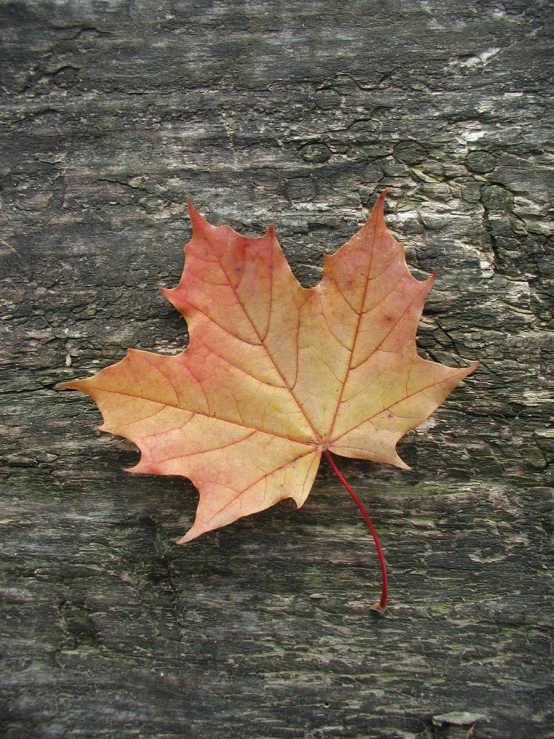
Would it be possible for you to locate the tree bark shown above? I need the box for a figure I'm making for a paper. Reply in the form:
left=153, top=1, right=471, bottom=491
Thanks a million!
left=1, top=1, right=553, bottom=737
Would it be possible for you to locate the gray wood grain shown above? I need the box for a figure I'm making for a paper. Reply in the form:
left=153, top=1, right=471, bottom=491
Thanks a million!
left=1, top=1, right=553, bottom=737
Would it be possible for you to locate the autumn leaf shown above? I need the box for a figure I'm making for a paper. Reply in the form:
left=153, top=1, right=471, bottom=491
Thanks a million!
left=59, top=192, right=477, bottom=610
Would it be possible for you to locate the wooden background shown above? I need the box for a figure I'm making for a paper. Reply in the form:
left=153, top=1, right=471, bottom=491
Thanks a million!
left=1, top=1, right=553, bottom=737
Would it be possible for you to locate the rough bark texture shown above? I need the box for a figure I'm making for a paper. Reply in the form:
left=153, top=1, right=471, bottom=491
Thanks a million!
left=1, top=1, right=553, bottom=738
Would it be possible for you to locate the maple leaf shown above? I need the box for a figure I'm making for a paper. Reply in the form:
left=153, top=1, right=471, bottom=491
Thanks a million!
left=59, top=192, right=477, bottom=609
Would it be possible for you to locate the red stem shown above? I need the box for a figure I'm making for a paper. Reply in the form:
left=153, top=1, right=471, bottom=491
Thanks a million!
left=324, top=450, right=388, bottom=612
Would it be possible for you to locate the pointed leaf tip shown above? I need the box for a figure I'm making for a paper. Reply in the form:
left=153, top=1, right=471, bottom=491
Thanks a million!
left=177, top=528, right=200, bottom=545
left=365, top=189, right=389, bottom=229
left=187, top=198, right=206, bottom=232
left=374, top=188, right=388, bottom=211
left=55, top=379, right=81, bottom=391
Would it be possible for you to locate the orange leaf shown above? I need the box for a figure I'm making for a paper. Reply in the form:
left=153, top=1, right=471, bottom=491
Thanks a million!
left=59, top=193, right=478, bottom=544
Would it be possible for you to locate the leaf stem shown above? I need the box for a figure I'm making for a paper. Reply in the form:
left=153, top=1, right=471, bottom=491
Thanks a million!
left=324, top=450, right=388, bottom=614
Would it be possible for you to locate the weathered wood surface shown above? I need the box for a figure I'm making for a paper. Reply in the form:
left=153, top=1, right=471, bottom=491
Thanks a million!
left=1, top=1, right=553, bottom=737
